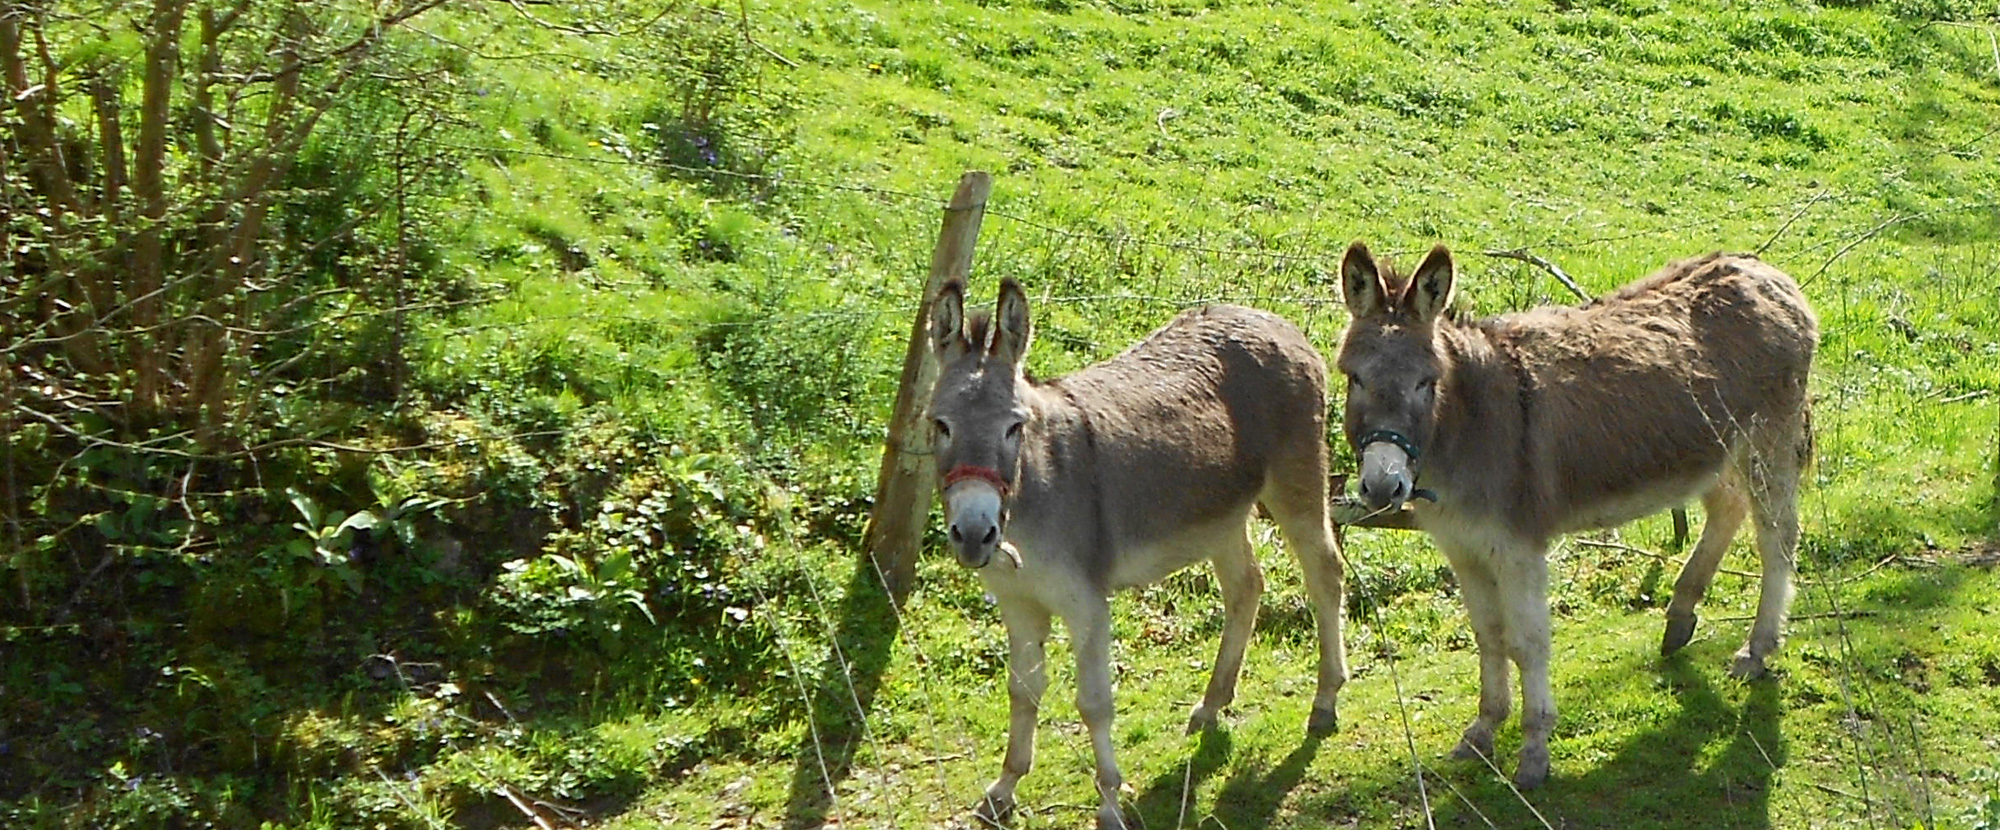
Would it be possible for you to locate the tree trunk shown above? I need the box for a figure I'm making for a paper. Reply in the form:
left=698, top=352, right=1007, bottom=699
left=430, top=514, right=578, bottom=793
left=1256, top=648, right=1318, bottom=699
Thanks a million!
left=130, top=0, right=192, bottom=423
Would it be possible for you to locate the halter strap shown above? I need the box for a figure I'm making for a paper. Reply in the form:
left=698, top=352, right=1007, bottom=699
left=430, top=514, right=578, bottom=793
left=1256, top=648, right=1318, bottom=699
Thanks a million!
left=1354, top=429, right=1439, bottom=503
left=942, top=464, right=1011, bottom=497
left=1354, top=428, right=1422, bottom=465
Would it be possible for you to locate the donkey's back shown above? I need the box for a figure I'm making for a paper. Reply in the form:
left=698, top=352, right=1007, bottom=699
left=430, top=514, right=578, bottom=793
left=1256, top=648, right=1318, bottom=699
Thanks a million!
left=1053, top=305, right=1331, bottom=583
left=1497, top=253, right=1817, bottom=531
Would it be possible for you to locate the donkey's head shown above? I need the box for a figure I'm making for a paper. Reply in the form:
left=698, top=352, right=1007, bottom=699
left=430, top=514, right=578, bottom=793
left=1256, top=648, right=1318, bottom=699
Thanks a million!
left=925, top=278, right=1034, bottom=569
left=1335, top=241, right=1455, bottom=512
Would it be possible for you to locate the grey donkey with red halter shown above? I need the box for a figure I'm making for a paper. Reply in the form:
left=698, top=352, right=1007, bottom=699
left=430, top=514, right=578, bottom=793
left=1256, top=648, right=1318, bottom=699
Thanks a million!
left=925, top=277, right=1351, bottom=830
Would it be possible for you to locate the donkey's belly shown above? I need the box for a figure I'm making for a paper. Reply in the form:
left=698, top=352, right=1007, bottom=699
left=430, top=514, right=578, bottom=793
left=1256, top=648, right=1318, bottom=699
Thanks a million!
left=1104, top=515, right=1254, bottom=591
left=1555, top=469, right=1720, bottom=534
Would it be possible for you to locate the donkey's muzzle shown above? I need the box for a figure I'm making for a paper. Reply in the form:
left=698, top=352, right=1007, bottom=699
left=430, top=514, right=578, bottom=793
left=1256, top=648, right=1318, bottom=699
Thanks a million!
left=944, top=481, right=1006, bottom=569
left=1357, top=442, right=1415, bottom=512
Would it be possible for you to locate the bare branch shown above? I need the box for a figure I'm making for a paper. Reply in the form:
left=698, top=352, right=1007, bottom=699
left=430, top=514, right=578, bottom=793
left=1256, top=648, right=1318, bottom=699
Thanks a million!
left=493, top=0, right=683, bottom=38
left=1756, top=187, right=1833, bottom=256
left=129, top=0, right=192, bottom=413
left=739, top=0, right=797, bottom=69
left=1573, top=538, right=1759, bottom=579
left=89, top=67, right=129, bottom=222
left=13, top=400, right=565, bottom=461
left=1482, top=248, right=1592, bottom=303
left=1800, top=213, right=1907, bottom=289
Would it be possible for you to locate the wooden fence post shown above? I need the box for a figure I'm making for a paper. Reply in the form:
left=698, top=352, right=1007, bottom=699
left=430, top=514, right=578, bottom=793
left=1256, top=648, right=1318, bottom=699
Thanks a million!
left=863, top=171, right=992, bottom=601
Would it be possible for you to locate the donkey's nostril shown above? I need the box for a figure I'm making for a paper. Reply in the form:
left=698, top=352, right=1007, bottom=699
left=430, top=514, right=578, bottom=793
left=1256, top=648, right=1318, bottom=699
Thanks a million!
left=949, top=525, right=963, bottom=543
left=981, top=525, right=998, bottom=545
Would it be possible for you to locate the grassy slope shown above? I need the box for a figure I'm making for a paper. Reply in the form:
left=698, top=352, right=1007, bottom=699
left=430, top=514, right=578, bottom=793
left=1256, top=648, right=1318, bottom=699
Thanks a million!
left=646, top=547, right=2000, bottom=829
left=133, top=0, right=1994, bottom=827
left=601, top=0, right=2000, bottom=828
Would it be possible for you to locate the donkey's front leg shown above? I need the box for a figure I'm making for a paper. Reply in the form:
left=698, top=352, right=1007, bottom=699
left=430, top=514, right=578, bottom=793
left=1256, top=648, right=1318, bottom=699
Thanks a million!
left=1068, top=598, right=1128, bottom=830
left=1497, top=546, right=1556, bottom=790
left=976, top=601, right=1052, bottom=824
left=1443, top=555, right=1511, bottom=763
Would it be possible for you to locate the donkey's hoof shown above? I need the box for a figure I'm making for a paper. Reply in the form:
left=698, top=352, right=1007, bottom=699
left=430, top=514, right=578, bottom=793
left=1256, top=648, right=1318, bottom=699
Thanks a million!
left=1095, top=804, right=1129, bottom=830
left=971, top=792, right=1015, bottom=826
left=1512, top=763, right=1549, bottom=791
left=1186, top=703, right=1220, bottom=734
left=1306, top=705, right=1339, bottom=736
left=1512, top=746, right=1550, bottom=790
left=1450, top=732, right=1494, bottom=762
left=1661, top=613, right=1698, bottom=656
left=1728, top=650, right=1769, bottom=680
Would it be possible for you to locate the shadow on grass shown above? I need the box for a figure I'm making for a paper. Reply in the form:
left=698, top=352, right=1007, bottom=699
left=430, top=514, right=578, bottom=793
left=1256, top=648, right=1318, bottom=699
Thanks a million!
left=1274, top=658, right=1787, bottom=830
left=1131, top=728, right=1233, bottom=824
left=1131, top=726, right=1327, bottom=830
left=780, top=563, right=901, bottom=830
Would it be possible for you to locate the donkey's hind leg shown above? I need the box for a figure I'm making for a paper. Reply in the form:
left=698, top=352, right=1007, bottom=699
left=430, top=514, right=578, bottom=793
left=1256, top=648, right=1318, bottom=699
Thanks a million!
left=1189, top=524, right=1264, bottom=733
left=1261, top=465, right=1349, bottom=735
left=1662, top=473, right=1750, bottom=656
left=1732, top=421, right=1808, bottom=679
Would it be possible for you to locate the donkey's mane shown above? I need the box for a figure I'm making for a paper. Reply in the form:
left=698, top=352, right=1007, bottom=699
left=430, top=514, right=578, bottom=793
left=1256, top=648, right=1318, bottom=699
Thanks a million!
left=963, top=306, right=995, bottom=354
left=1371, top=259, right=1470, bottom=325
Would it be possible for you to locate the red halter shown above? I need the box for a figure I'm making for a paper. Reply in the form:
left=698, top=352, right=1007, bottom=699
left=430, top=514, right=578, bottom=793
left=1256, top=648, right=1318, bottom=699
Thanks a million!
left=942, top=464, right=1010, bottom=497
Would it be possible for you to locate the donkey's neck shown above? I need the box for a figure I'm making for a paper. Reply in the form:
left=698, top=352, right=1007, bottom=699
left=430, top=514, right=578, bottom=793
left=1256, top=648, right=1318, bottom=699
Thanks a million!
left=1424, top=321, right=1545, bottom=536
left=991, top=380, right=1109, bottom=582
left=1016, top=381, right=1087, bottom=484
left=1012, top=381, right=1099, bottom=516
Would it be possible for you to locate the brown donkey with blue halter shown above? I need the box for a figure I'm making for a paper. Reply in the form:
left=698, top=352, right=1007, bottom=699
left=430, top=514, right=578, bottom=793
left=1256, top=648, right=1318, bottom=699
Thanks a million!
left=1336, top=242, right=1816, bottom=789
left=926, top=277, right=1350, bottom=830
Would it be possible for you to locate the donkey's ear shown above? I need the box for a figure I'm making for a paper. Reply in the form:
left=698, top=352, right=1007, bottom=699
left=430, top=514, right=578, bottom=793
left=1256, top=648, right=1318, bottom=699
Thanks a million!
left=1341, top=241, right=1389, bottom=317
left=1404, top=244, right=1456, bottom=323
left=991, top=278, right=1033, bottom=367
left=930, top=279, right=968, bottom=359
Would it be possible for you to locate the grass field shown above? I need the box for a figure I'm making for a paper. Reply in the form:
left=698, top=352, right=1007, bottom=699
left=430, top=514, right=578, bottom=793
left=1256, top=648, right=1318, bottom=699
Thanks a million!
left=445, top=0, right=2000, bottom=826
left=10, top=0, right=1999, bottom=827
left=549, top=1, right=2000, bottom=827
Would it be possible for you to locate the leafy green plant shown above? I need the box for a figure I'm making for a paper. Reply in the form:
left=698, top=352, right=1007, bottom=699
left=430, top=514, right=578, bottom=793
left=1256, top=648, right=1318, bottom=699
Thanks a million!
left=284, top=487, right=437, bottom=595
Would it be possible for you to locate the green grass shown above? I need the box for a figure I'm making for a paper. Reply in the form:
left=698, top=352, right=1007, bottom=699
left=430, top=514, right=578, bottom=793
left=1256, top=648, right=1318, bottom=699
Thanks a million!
left=508, top=0, right=1997, bottom=825
left=11, top=0, right=2000, bottom=827
left=631, top=525, right=2000, bottom=829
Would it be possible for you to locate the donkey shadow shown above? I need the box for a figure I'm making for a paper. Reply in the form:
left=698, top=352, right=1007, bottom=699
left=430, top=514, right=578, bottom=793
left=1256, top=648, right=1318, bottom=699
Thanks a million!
left=1377, top=657, right=1785, bottom=830
left=1130, top=726, right=1327, bottom=829
left=1111, top=653, right=1786, bottom=829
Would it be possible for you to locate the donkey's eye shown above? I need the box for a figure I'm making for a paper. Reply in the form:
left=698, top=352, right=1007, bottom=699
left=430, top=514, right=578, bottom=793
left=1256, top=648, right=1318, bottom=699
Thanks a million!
left=1004, top=421, right=1024, bottom=440
left=1416, top=378, right=1437, bottom=394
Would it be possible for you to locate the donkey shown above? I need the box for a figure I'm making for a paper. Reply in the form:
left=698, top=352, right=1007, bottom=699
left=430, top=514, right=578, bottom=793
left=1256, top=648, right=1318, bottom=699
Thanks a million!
left=1335, top=242, right=1816, bottom=789
left=926, top=277, right=1350, bottom=830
